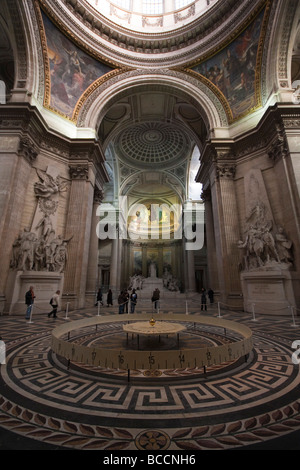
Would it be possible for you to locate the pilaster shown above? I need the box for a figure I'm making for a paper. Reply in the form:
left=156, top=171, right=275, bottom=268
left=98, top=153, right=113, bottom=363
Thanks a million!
left=63, top=163, right=95, bottom=308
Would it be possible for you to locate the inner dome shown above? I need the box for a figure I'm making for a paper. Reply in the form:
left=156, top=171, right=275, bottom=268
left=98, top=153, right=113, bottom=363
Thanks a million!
left=85, top=0, right=220, bottom=33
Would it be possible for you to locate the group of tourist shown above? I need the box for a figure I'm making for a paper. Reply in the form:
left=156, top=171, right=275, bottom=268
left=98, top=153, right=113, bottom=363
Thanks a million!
left=117, top=289, right=138, bottom=314
left=25, top=286, right=60, bottom=319
left=24, top=285, right=215, bottom=319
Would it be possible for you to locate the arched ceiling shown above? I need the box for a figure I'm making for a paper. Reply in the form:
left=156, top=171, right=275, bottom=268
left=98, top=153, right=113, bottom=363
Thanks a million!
left=99, top=87, right=206, bottom=163
left=98, top=85, right=207, bottom=200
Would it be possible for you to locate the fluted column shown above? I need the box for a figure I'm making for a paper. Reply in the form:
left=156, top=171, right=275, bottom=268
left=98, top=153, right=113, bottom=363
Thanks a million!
left=63, top=164, right=95, bottom=308
left=109, top=235, right=119, bottom=297
left=0, top=135, right=38, bottom=300
left=211, top=162, right=242, bottom=306
left=86, top=188, right=104, bottom=298
left=201, top=188, right=219, bottom=292
left=186, top=249, right=196, bottom=292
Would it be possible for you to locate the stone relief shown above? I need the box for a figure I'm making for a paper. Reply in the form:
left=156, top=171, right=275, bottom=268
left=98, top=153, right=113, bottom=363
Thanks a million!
left=237, top=169, right=293, bottom=271
left=10, top=168, right=71, bottom=273
left=237, top=198, right=293, bottom=271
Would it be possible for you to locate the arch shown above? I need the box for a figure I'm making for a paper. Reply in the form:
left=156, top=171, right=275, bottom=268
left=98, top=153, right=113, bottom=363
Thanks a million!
left=77, top=69, right=229, bottom=134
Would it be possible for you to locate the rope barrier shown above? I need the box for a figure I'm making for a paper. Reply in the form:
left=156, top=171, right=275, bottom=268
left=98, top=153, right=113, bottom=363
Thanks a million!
left=0, top=292, right=298, bottom=329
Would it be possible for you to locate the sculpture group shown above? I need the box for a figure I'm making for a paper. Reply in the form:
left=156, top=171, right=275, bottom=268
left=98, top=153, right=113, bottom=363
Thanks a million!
left=238, top=202, right=293, bottom=271
left=10, top=168, right=71, bottom=273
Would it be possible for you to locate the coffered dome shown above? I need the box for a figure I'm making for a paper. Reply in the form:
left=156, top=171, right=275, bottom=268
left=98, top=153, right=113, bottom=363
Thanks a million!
left=116, top=121, right=190, bottom=169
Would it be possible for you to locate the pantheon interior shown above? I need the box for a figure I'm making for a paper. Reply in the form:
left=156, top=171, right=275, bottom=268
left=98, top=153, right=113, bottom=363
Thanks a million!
left=0, top=0, right=300, bottom=452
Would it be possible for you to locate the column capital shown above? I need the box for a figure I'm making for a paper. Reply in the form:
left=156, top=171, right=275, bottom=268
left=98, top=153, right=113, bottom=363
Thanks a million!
left=69, top=164, right=89, bottom=180
left=267, top=122, right=289, bottom=163
left=216, top=163, right=236, bottom=180
left=94, top=187, right=104, bottom=203
left=18, top=136, right=38, bottom=164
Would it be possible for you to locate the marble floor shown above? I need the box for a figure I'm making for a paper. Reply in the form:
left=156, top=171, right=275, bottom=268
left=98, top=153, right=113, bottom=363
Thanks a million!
left=0, top=304, right=300, bottom=451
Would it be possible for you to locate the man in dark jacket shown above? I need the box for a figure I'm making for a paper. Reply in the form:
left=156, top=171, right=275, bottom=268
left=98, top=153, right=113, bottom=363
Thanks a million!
left=25, top=286, right=35, bottom=319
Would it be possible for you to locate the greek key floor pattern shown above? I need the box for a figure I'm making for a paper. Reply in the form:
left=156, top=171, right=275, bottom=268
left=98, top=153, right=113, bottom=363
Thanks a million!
left=1, top=309, right=300, bottom=451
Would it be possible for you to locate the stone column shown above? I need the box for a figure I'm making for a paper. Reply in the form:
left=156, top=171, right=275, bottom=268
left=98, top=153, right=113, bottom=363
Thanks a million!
left=86, top=188, right=104, bottom=301
left=117, top=236, right=123, bottom=290
left=186, top=249, right=196, bottom=292
left=201, top=188, right=219, bottom=293
left=109, top=235, right=119, bottom=298
left=63, top=164, right=95, bottom=308
left=142, top=243, right=147, bottom=277
left=158, top=244, right=163, bottom=278
left=211, top=161, right=242, bottom=307
left=0, top=135, right=38, bottom=305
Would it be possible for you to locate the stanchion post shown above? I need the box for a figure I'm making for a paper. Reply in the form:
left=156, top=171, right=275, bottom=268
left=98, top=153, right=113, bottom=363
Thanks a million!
left=64, top=302, right=70, bottom=320
left=252, top=303, right=257, bottom=322
left=185, top=300, right=188, bottom=315
left=97, top=301, right=101, bottom=316
left=218, top=302, right=221, bottom=318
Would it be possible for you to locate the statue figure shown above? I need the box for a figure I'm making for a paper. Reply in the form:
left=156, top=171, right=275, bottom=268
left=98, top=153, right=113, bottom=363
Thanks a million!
left=35, top=213, right=53, bottom=242
left=149, top=261, right=157, bottom=278
left=10, top=231, right=23, bottom=269
left=34, top=169, right=67, bottom=199
left=54, top=241, right=68, bottom=273
left=275, top=227, right=293, bottom=263
left=20, top=229, right=37, bottom=271
left=34, top=240, right=46, bottom=271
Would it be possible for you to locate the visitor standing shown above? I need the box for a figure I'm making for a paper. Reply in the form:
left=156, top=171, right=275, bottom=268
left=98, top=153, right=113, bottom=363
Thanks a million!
left=152, top=288, right=160, bottom=310
left=48, top=290, right=60, bottom=318
left=208, top=288, right=214, bottom=305
left=95, top=288, right=103, bottom=306
left=130, top=289, right=137, bottom=313
left=25, top=286, right=35, bottom=319
left=118, top=291, right=125, bottom=314
left=201, top=288, right=207, bottom=311
left=107, top=289, right=113, bottom=307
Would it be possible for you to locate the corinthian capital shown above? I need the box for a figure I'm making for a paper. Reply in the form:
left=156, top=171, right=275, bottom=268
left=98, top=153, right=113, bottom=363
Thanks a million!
left=69, top=164, right=89, bottom=180
left=216, top=164, right=236, bottom=179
